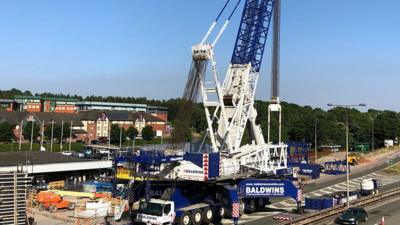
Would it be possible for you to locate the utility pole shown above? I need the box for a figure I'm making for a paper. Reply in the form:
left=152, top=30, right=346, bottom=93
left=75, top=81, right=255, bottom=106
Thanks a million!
left=69, top=120, right=73, bottom=151
left=328, top=103, right=366, bottom=208
left=108, top=126, right=111, bottom=147
left=119, top=126, right=122, bottom=149
left=314, top=119, right=317, bottom=162
left=40, top=120, right=44, bottom=151
left=18, top=120, right=22, bottom=151
left=371, top=117, right=375, bottom=151
left=30, top=121, right=34, bottom=151
left=60, top=120, right=64, bottom=152
left=50, top=121, right=54, bottom=152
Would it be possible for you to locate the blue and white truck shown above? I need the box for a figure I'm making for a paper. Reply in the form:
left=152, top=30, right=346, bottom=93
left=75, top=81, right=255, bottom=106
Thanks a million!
left=131, top=179, right=301, bottom=225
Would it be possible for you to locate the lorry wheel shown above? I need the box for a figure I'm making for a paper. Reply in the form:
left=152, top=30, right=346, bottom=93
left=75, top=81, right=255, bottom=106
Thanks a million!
left=49, top=205, right=58, bottom=213
left=239, top=201, right=245, bottom=216
left=192, top=209, right=203, bottom=225
left=202, top=207, right=213, bottom=224
left=212, top=207, right=223, bottom=223
left=38, top=204, right=45, bottom=211
left=256, top=198, right=266, bottom=209
left=245, top=200, right=256, bottom=213
left=364, top=216, right=368, bottom=222
left=67, top=203, right=75, bottom=210
left=218, top=207, right=226, bottom=218
left=179, top=211, right=192, bottom=225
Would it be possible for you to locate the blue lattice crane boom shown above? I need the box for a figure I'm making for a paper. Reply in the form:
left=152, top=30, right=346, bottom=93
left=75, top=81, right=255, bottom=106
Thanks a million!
left=231, top=0, right=274, bottom=72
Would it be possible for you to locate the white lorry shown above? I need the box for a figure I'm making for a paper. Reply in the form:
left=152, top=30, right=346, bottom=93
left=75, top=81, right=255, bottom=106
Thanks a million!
left=360, top=178, right=381, bottom=196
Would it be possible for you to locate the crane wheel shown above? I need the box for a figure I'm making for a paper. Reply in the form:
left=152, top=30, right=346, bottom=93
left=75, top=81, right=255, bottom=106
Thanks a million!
left=179, top=211, right=192, bottom=225
left=239, top=201, right=245, bottom=216
left=192, top=209, right=203, bottom=225
left=256, top=198, right=266, bottom=208
left=202, top=207, right=213, bottom=224
left=49, top=205, right=58, bottom=213
left=67, top=203, right=75, bottom=210
left=245, top=199, right=256, bottom=213
left=218, top=207, right=226, bottom=219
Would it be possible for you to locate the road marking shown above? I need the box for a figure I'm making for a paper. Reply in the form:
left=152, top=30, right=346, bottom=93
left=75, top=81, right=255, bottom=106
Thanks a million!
left=318, top=189, right=333, bottom=194
left=221, top=169, right=400, bottom=225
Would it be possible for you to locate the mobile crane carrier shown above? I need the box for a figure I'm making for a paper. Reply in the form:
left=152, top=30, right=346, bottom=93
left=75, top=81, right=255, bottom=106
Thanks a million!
left=121, top=0, right=302, bottom=224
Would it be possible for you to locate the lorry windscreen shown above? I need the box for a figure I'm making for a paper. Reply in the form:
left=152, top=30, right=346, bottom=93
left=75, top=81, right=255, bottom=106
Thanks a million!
left=139, top=201, right=163, bottom=216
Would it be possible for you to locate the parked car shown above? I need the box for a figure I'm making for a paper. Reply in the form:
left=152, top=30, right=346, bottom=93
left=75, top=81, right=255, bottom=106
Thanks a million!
left=61, top=151, right=72, bottom=156
left=90, top=140, right=99, bottom=145
left=83, top=148, right=93, bottom=156
left=338, top=207, right=368, bottom=224
left=98, top=149, right=110, bottom=154
left=73, top=151, right=85, bottom=158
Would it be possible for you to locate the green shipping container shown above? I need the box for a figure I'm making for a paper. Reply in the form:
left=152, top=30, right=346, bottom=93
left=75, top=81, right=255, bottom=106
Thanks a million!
left=355, top=143, right=370, bottom=152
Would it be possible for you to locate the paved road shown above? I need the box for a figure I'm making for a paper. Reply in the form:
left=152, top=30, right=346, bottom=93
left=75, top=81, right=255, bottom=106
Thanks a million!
left=363, top=196, right=400, bottom=225
left=224, top=154, right=400, bottom=225
left=322, top=187, right=400, bottom=225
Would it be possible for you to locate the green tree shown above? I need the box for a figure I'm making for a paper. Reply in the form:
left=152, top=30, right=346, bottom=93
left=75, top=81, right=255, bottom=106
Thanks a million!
left=23, top=121, right=40, bottom=140
left=110, top=124, right=126, bottom=144
left=126, top=126, right=139, bottom=140
left=44, top=123, right=71, bottom=142
left=0, top=122, right=14, bottom=142
left=142, top=125, right=155, bottom=141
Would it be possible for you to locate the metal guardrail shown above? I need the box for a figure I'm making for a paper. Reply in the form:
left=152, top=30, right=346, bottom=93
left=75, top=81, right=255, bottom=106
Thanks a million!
left=278, top=187, right=400, bottom=225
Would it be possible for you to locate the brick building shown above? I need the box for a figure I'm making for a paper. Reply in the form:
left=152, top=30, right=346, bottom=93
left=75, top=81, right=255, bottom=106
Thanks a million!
left=79, top=110, right=166, bottom=143
left=14, top=96, right=78, bottom=113
left=7, top=97, right=168, bottom=122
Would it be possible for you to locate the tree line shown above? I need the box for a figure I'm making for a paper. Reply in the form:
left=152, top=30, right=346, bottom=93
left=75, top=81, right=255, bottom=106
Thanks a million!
left=0, top=89, right=399, bottom=149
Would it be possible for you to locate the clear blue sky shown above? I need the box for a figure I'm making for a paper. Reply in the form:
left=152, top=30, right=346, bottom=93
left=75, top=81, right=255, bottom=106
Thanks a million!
left=0, top=0, right=399, bottom=111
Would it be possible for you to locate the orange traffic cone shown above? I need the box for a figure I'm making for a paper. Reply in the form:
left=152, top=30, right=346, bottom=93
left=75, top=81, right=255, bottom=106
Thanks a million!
left=380, top=215, right=385, bottom=225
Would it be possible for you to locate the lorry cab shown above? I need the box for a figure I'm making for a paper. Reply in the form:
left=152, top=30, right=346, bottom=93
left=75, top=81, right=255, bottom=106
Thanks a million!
left=137, top=199, right=175, bottom=225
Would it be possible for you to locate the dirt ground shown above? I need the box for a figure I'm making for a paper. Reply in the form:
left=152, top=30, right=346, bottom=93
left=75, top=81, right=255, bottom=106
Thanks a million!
left=315, top=146, right=400, bottom=165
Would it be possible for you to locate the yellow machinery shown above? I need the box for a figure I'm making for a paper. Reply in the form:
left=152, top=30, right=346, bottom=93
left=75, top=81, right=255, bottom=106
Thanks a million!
left=50, top=190, right=110, bottom=199
left=348, top=153, right=360, bottom=166
left=48, top=180, right=65, bottom=189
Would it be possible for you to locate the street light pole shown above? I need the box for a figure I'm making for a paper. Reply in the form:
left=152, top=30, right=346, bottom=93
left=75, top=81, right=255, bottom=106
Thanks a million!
left=119, top=126, right=122, bottom=149
left=314, top=119, right=318, bottom=162
left=19, top=120, right=23, bottom=151
left=345, top=110, right=349, bottom=208
left=30, top=121, right=34, bottom=151
left=69, top=120, right=73, bottom=151
left=60, top=120, right=64, bottom=152
left=50, top=121, right=54, bottom=152
left=327, top=103, right=366, bottom=208
left=371, top=117, right=375, bottom=151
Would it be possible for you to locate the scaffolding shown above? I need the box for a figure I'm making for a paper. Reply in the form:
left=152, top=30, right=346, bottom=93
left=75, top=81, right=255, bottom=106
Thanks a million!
left=0, top=171, right=31, bottom=225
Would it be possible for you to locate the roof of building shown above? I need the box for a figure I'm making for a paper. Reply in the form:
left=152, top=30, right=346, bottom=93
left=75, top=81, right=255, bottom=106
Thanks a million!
left=76, top=101, right=147, bottom=108
left=0, top=151, right=93, bottom=167
left=0, top=111, right=29, bottom=125
left=0, top=110, right=165, bottom=126
left=41, top=97, right=78, bottom=102
left=0, top=112, right=84, bottom=126
left=14, top=95, right=41, bottom=100
left=0, top=99, right=14, bottom=103
left=25, top=112, right=84, bottom=126
left=14, top=95, right=78, bottom=102
left=78, top=110, right=165, bottom=122
left=147, top=105, right=168, bottom=110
